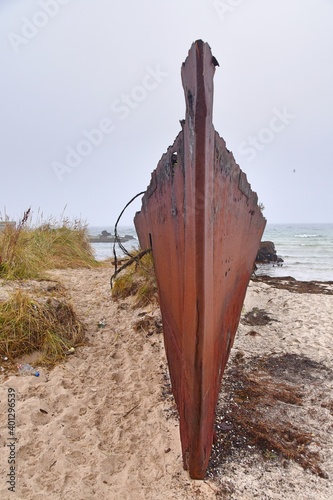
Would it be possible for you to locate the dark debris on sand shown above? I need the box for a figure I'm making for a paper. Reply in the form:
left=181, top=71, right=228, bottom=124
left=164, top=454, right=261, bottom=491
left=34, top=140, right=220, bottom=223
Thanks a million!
left=241, top=307, right=277, bottom=327
left=253, top=275, right=333, bottom=295
left=207, top=353, right=331, bottom=480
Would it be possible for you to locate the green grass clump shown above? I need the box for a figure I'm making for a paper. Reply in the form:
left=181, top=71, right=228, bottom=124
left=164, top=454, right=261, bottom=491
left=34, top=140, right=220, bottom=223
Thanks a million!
left=112, top=251, right=158, bottom=307
left=0, top=290, right=85, bottom=364
left=0, top=211, right=98, bottom=280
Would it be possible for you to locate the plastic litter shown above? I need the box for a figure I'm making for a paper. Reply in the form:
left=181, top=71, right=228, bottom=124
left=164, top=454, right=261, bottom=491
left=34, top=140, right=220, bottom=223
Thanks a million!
left=17, top=363, right=40, bottom=377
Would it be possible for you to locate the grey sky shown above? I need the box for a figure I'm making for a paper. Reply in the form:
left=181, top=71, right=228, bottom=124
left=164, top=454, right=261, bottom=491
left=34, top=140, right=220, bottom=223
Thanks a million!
left=1, top=0, right=332, bottom=226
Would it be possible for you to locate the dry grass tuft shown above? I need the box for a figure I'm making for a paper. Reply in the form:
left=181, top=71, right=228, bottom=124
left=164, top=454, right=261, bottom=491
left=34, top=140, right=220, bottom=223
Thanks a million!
left=0, top=211, right=98, bottom=280
left=0, top=289, right=85, bottom=365
left=112, top=251, right=158, bottom=307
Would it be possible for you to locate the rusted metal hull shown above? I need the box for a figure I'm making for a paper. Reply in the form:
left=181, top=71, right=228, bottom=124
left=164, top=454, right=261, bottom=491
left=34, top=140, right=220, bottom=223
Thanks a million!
left=134, top=40, right=266, bottom=479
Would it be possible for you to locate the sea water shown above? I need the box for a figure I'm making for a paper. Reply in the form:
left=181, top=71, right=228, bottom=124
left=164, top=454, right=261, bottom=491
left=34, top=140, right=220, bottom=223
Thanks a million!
left=256, top=223, right=333, bottom=282
left=89, top=223, right=333, bottom=282
left=88, top=225, right=139, bottom=261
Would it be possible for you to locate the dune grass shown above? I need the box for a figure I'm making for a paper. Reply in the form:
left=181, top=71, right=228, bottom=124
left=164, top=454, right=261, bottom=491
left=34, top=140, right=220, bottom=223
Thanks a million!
left=0, top=289, right=85, bottom=364
left=112, top=251, right=158, bottom=307
left=0, top=210, right=98, bottom=280
left=0, top=210, right=96, bottom=365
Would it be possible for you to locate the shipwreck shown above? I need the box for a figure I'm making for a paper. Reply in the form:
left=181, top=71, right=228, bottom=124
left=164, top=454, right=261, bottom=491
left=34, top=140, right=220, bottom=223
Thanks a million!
left=134, top=40, right=266, bottom=479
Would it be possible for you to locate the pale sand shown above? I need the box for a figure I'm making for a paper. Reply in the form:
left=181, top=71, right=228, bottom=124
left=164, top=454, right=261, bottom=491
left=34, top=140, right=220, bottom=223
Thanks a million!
left=0, top=266, right=332, bottom=499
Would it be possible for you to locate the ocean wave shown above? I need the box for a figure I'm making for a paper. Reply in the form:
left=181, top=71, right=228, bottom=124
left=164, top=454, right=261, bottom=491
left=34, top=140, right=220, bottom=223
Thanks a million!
left=299, top=243, right=326, bottom=248
left=294, top=234, right=321, bottom=238
left=261, top=224, right=333, bottom=280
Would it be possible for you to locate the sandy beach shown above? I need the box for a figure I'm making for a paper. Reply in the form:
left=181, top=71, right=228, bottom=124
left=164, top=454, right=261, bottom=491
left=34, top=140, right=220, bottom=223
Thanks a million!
left=1, top=265, right=333, bottom=499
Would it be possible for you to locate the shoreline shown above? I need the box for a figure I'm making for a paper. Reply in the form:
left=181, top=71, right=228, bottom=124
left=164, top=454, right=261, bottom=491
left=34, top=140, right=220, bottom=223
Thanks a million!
left=254, top=263, right=333, bottom=284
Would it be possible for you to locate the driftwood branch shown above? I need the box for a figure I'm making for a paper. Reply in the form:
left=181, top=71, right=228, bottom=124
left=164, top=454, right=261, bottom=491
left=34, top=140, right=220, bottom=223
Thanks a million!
left=110, top=248, right=151, bottom=288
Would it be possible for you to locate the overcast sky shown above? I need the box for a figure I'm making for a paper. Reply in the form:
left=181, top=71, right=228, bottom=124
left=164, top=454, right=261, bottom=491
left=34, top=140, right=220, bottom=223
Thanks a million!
left=1, top=0, right=332, bottom=227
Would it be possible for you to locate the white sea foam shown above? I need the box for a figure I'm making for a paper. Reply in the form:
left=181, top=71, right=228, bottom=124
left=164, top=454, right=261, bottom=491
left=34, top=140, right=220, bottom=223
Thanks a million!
left=294, top=234, right=321, bottom=238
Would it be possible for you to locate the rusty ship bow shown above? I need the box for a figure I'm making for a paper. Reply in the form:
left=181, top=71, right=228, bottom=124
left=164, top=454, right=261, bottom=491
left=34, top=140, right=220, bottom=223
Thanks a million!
left=134, top=40, right=266, bottom=479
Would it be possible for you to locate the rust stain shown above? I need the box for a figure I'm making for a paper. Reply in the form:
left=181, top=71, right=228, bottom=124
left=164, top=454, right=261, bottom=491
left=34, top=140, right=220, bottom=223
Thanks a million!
left=134, top=40, right=266, bottom=479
